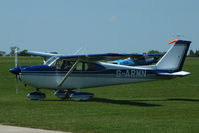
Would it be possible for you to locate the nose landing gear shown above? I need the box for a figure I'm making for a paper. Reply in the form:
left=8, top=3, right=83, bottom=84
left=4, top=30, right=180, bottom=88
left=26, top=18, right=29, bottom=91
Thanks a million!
left=27, top=89, right=46, bottom=100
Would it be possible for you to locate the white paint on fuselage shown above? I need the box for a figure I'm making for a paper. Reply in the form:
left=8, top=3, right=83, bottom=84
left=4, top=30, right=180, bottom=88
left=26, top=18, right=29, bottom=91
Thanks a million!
left=20, top=62, right=160, bottom=89
left=20, top=73, right=156, bottom=89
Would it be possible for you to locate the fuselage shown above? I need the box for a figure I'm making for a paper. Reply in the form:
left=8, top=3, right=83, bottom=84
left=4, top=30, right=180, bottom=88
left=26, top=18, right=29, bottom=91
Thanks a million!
left=18, top=62, right=172, bottom=90
left=8, top=40, right=191, bottom=101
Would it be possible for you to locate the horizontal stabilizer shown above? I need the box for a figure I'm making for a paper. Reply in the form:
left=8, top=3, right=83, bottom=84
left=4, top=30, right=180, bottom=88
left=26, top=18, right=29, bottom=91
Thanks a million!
left=157, top=71, right=190, bottom=77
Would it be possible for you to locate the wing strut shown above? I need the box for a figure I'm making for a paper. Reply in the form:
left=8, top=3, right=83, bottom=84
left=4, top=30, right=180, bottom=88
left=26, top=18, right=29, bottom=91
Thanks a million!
left=57, top=59, right=79, bottom=88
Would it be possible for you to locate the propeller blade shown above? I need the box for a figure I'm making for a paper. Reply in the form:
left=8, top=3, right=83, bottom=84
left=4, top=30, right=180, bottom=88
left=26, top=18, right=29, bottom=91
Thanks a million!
left=15, top=48, right=18, bottom=67
left=15, top=48, right=19, bottom=94
left=16, top=74, right=18, bottom=94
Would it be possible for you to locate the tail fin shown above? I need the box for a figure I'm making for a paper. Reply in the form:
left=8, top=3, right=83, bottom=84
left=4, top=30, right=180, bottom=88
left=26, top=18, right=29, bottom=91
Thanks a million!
left=156, top=40, right=191, bottom=72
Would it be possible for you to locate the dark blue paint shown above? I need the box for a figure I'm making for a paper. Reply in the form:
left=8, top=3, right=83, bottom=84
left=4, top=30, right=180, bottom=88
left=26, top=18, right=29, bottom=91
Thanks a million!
left=9, top=67, right=21, bottom=75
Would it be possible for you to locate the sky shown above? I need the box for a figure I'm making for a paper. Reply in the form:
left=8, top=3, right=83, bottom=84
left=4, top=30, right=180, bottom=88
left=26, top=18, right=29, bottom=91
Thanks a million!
left=0, top=0, right=198, bottom=55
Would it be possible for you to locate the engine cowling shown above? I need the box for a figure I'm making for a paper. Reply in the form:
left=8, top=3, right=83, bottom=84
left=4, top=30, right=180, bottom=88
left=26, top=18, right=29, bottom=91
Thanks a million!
left=27, top=92, right=46, bottom=100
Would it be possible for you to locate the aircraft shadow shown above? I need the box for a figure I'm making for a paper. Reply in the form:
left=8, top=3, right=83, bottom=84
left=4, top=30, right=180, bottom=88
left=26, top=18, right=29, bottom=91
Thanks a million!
left=42, top=98, right=161, bottom=107
left=42, top=99, right=67, bottom=101
left=42, top=98, right=199, bottom=107
left=167, top=98, right=199, bottom=102
left=90, top=97, right=162, bottom=107
left=132, top=98, right=199, bottom=102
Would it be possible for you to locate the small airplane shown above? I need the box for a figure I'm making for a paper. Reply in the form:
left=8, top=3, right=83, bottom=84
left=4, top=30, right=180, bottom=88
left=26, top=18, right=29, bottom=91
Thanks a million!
left=9, top=39, right=191, bottom=101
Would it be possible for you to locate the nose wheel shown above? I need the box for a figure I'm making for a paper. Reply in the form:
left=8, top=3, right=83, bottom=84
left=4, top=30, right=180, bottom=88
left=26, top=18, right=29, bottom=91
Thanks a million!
left=27, top=88, right=46, bottom=100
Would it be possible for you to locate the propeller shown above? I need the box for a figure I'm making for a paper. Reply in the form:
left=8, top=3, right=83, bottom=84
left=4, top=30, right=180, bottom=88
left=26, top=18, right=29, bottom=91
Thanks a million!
left=16, top=74, right=18, bottom=94
left=15, top=48, right=18, bottom=67
left=15, top=48, right=19, bottom=94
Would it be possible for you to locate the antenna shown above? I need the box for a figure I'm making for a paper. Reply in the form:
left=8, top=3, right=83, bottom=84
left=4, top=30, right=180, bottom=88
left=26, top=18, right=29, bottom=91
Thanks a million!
left=172, top=34, right=185, bottom=39
left=73, top=45, right=87, bottom=55
left=73, top=46, right=84, bottom=55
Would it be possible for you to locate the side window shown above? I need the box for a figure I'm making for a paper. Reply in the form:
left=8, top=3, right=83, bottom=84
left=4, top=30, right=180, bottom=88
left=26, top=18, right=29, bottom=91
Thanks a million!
left=75, top=62, right=83, bottom=71
left=84, top=63, right=89, bottom=71
left=87, top=63, right=97, bottom=71
left=84, top=62, right=104, bottom=71
left=61, top=60, right=73, bottom=70
left=53, top=60, right=73, bottom=70
left=53, top=60, right=104, bottom=71
left=55, top=59, right=63, bottom=70
left=60, top=60, right=83, bottom=71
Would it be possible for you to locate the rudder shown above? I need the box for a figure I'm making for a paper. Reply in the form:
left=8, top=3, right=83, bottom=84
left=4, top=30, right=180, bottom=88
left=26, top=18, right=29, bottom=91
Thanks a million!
left=156, top=40, right=191, bottom=72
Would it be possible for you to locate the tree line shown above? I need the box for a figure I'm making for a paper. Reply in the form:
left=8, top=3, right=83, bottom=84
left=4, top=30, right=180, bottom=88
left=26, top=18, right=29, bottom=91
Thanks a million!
left=0, top=46, right=29, bottom=56
left=188, top=49, right=199, bottom=57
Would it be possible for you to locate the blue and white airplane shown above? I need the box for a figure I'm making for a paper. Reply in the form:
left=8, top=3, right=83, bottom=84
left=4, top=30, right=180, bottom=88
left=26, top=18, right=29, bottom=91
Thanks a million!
left=9, top=40, right=191, bottom=101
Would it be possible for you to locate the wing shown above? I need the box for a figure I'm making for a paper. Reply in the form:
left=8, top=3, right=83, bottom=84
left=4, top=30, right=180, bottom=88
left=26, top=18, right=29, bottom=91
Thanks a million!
left=58, top=53, right=146, bottom=61
left=26, top=51, right=62, bottom=57
left=26, top=51, right=157, bottom=61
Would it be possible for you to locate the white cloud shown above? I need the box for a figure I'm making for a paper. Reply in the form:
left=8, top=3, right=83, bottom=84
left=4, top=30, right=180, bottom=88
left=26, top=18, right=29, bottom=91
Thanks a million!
left=108, top=16, right=118, bottom=22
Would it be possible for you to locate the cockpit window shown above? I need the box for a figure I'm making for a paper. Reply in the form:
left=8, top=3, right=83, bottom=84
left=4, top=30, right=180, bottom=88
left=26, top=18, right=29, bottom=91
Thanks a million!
left=51, top=59, right=73, bottom=70
left=51, top=59, right=105, bottom=71
left=75, top=62, right=83, bottom=71
left=61, top=60, right=73, bottom=70
left=45, top=56, right=59, bottom=66
left=55, top=59, right=63, bottom=69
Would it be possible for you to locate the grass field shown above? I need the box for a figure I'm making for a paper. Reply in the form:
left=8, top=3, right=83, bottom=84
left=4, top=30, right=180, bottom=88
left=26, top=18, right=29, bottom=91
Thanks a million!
left=0, top=57, right=199, bottom=133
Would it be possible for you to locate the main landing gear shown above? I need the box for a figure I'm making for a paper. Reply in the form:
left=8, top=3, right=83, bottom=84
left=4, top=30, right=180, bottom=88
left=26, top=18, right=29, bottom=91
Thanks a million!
left=54, top=89, right=75, bottom=100
left=54, top=89, right=94, bottom=101
left=27, top=88, right=94, bottom=101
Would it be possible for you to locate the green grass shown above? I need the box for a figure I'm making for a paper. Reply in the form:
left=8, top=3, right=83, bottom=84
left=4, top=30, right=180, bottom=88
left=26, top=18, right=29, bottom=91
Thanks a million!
left=0, top=57, right=199, bottom=133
